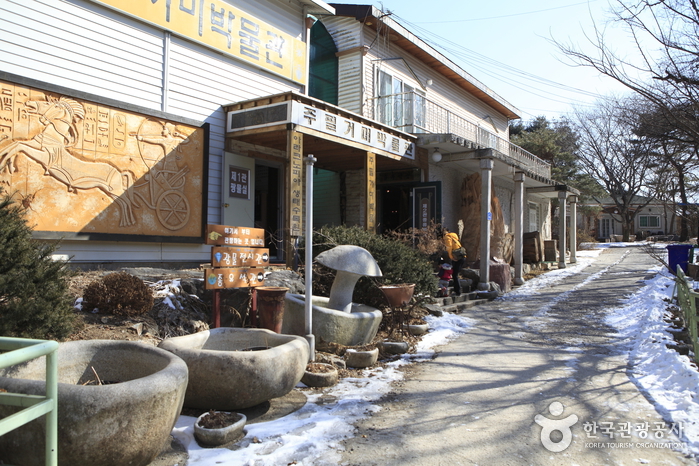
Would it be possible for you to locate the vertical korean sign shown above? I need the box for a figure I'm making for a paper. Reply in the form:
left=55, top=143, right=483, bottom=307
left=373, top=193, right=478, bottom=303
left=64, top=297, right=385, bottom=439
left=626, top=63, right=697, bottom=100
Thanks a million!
left=288, top=131, right=303, bottom=237
left=366, top=152, right=377, bottom=232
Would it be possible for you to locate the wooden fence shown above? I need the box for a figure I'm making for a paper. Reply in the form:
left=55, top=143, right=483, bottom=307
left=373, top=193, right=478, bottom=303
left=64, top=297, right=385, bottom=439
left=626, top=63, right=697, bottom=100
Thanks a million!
left=674, top=267, right=699, bottom=363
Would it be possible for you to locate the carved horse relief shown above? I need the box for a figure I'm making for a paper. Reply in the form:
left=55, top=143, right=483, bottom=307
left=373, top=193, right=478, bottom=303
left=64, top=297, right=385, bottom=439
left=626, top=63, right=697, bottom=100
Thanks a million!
left=0, top=96, right=138, bottom=227
left=131, top=119, right=192, bottom=231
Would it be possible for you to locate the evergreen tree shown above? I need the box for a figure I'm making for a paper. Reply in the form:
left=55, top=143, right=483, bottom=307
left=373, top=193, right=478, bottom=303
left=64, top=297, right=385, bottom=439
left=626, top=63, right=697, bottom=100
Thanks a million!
left=0, top=189, right=76, bottom=339
left=511, top=116, right=605, bottom=228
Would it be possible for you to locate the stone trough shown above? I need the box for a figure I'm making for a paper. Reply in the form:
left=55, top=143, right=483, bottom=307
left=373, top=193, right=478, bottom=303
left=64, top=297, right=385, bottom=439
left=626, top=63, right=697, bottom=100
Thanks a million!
left=158, top=327, right=309, bottom=410
left=282, top=245, right=383, bottom=346
left=0, top=340, right=188, bottom=466
left=283, top=294, right=382, bottom=346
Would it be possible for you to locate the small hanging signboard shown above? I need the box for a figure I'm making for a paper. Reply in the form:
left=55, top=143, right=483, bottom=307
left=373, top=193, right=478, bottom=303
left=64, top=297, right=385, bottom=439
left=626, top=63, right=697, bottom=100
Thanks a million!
left=204, top=224, right=271, bottom=327
left=204, top=225, right=268, bottom=290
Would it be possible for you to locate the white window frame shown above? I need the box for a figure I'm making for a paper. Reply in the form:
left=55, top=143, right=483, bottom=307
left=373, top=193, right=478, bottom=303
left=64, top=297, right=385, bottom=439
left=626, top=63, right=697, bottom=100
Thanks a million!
left=376, top=69, right=425, bottom=132
left=639, top=215, right=660, bottom=229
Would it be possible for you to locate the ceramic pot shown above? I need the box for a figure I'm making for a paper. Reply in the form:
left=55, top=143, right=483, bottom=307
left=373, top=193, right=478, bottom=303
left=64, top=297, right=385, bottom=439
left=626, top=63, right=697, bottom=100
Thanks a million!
left=194, top=411, right=246, bottom=447
left=379, top=284, right=415, bottom=307
left=257, top=286, right=289, bottom=333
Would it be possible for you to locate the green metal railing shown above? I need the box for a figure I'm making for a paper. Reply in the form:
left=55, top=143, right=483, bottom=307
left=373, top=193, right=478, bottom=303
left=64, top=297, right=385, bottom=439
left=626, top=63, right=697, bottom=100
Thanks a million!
left=0, top=337, right=59, bottom=466
left=674, top=267, right=699, bottom=363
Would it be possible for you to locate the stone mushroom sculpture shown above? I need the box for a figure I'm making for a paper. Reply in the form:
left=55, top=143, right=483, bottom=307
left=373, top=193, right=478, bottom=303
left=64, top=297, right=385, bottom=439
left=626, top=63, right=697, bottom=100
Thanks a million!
left=316, top=245, right=382, bottom=313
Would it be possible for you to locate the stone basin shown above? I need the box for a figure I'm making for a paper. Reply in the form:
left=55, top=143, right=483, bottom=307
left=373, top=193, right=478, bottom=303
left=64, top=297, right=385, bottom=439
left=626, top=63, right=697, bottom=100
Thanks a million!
left=158, top=327, right=309, bottom=410
left=283, top=294, right=382, bottom=346
left=0, top=340, right=188, bottom=466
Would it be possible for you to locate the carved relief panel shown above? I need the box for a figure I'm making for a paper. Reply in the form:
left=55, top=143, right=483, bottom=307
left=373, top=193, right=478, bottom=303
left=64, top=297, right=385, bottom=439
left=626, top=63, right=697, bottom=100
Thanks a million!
left=0, top=81, right=205, bottom=238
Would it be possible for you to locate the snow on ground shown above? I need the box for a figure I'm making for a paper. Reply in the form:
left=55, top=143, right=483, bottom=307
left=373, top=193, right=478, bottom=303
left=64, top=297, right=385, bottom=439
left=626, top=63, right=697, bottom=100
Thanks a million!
left=171, top=243, right=699, bottom=464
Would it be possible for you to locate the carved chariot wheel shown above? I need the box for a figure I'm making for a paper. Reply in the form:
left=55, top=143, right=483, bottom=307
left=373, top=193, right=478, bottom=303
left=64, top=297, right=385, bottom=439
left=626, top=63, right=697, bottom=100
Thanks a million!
left=156, top=189, right=190, bottom=230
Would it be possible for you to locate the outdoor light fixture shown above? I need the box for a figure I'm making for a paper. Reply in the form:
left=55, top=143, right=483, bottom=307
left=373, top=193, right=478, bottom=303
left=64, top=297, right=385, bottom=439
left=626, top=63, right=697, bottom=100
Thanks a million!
left=432, top=148, right=442, bottom=162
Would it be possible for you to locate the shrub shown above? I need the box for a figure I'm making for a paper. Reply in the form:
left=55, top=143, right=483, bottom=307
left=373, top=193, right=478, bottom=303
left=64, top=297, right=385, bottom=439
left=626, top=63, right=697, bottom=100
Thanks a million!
left=0, top=189, right=76, bottom=339
left=305, top=225, right=438, bottom=308
left=82, top=272, right=154, bottom=317
left=577, top=229, right=597, bottom=249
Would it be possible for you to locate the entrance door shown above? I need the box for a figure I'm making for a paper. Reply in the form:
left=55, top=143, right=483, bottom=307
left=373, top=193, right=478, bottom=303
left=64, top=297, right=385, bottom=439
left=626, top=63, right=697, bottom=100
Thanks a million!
left=254, top=162, right=282, bottom=258
left=222, top=151, right=255, bottom=227
left=378, top=181, right=441, bottom=232
left=600, top=218, right=612, bottom=239
left=222, top=152, right=282, bottom=259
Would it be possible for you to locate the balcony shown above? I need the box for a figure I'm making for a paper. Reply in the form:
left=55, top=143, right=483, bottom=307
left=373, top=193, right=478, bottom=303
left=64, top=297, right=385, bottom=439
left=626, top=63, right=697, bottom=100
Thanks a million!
left=367, top=92, right=551, bottom=179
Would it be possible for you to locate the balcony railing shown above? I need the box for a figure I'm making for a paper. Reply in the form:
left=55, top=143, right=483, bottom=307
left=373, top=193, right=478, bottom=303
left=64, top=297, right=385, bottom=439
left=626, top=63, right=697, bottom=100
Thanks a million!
left=368, top=92, right=551, bottom=179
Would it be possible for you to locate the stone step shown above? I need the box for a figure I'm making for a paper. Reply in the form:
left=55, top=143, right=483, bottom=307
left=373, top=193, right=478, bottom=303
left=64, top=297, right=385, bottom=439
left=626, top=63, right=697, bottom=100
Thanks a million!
left=431, top=291, right=479, bottom=306
left=441, top=299, right=491, bottom=314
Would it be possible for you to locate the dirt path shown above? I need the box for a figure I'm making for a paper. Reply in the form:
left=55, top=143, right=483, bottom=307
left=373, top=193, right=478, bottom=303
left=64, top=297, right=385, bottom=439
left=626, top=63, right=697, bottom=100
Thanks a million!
left=340, top=246, right=696, bottom=465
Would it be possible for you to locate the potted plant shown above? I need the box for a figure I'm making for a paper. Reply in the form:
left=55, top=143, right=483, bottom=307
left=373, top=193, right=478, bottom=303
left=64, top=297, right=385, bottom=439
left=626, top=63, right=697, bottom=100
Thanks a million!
left=301, top=362, right=339, bottom=387
left=194, top=410, right=247, bottom=447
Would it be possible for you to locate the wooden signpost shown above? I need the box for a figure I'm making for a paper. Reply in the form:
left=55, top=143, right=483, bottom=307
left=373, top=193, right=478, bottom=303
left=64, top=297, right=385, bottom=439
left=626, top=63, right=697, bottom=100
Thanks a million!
left=204, top=225, right=269, bottom=327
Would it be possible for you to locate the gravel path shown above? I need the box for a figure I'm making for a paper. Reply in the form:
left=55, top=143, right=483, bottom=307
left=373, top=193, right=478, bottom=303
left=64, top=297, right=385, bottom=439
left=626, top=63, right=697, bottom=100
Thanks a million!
left=340, top=246, right=695, bottom=465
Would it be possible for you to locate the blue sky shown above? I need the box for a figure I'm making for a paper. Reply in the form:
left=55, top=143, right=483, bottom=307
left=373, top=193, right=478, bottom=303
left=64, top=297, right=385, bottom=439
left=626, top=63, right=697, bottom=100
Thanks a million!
left=327, top=0, right=633, bottom=121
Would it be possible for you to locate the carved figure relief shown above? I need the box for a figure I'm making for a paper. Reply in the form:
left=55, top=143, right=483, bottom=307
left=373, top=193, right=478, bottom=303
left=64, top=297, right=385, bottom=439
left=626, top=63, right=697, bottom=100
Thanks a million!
left=0, top=81, right=204, bottom=237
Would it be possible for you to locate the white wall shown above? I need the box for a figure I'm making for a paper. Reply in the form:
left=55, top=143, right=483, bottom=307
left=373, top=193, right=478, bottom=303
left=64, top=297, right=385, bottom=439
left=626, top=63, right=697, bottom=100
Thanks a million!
left=0, top=0, right=306, bottom=264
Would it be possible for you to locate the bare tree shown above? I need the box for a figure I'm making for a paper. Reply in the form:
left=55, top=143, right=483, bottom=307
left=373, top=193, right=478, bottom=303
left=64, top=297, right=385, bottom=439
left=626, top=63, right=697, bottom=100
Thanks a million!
left=571, top=97, right=658, bottom=241
left=636, top=106, right=699, bottom=239
left=556, top=0, right=699, bottom=141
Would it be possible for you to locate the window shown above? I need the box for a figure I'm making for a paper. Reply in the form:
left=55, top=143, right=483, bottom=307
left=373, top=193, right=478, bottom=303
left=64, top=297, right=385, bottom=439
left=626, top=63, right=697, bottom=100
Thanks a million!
left=528, top=203, right=539, bottom=232
left=309, top=22, right=338, bottom=105
left=376, top=70, right=425, bottom=132
left=639, top=215, right=660, bottom=228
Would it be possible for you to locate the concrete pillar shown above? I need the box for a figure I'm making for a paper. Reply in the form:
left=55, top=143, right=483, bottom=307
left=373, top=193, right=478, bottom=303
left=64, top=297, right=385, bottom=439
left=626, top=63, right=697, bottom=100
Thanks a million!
left=514, top=172, right=525, bottom=285
left=569, top=195, right=577, bottom=264
left=479, top=158, right=493, bottom=289
left=558, top=190, right=567, bottom=269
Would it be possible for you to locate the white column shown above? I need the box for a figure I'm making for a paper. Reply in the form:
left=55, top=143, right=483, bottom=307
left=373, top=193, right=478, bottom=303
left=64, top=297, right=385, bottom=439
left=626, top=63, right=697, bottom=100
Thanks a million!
left=304, top=155, right=317, bottom=361
left=558, top=190, right=567, bottom=269
left=569, top=195, right=577, bottom=264
left=514, top=172, right=525, bottom=285
left=479, top=158, right=493, bottom=289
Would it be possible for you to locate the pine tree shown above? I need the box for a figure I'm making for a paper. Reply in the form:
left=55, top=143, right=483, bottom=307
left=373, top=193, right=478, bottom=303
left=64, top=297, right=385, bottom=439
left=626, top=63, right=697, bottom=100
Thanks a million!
left=0, top=188, right=76, bottom=339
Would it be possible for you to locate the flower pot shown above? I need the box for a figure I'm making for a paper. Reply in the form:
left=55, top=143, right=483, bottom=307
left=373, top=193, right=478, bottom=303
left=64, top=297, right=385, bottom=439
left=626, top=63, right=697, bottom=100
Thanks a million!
left=301, top=362, right=338, bottom=387
left=379, top=284, right=415, bottom=307
left=194, top=411, right=246, bottom=447
left=404, top=323, right=429, bottom=336
left=344, top=347, right=379, bottom=368
left=257, top=286, right=289, bottom=333
left=378, top=341, right=410, bottom=354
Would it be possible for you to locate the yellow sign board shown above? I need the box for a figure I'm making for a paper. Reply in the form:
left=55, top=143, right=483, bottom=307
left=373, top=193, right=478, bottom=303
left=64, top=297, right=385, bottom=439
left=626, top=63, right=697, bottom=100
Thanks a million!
left=204, top=268, right=266, bottom=290
left=90, top=0, right=307, bottom=85
left=205, top=225, right=265, bottom=246
left=211, top=247, right=269, bottom=268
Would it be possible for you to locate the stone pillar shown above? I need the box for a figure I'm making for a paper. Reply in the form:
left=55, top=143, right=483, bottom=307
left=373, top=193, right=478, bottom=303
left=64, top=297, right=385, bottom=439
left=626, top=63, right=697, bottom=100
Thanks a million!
left=514, top=172, right=525, bottom=285
left=365, top=152, right=377, bottom=233
left=479, top=158, right=493, bottom=288
left=569, top=195, right=577, bottom=264
left=558, top=190, right=567, bottom=269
